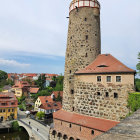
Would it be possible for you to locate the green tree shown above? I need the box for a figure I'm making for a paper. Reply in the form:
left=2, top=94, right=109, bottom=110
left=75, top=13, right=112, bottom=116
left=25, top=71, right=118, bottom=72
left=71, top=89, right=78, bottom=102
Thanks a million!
left=35, top=74, right=46, bottom=90
left=136, top=52, right=140, bottom=75
left=11, top=121, right=20, bottom=131
left=55, top=92, right=62, bottom=102
left=31, top=87, right=52, bottom=101
left=54, top=76, right=64, bottom=91
left=0, top=70, right=8, bottom=80
left=135, top=78, right=140, bottom=91
left=0, top=70, right=8, bottom=88
left=36, top=111, right=45, bottom=120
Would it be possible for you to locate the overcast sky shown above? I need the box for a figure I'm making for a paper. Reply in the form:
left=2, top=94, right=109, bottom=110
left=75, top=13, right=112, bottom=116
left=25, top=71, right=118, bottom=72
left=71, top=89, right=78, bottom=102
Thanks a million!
left=0, top=0, right=139, bottom=74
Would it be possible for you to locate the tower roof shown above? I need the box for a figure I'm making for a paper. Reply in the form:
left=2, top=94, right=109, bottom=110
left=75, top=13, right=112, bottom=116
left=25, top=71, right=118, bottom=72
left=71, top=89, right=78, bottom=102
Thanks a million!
left=75, top=54, right=136, bottom=74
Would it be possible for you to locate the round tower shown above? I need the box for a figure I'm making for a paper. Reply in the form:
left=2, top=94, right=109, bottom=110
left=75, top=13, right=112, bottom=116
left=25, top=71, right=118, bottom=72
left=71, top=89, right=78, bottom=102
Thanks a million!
left=63, top=0, right=101, bottom=111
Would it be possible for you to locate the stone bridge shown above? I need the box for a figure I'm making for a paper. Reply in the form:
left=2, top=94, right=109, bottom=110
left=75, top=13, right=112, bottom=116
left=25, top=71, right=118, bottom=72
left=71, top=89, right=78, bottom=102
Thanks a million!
left=18, top=118, right=50, bottom=140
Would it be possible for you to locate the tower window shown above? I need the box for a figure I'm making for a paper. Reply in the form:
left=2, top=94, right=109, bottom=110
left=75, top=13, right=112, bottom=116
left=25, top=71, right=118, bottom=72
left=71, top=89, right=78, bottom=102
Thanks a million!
left=97, top=76, right=101, bottom=82
left=105, top=92, right=109, bottom=97
left=70, top=36, right=72, bottom=39
left=116, top=76, right=121, bottom=82
left=97, top=92, right=100, bottom=96
left=84, top=18, right=87, bottom=21
left=61, top=122, right=62, bottom=125
left=85, top=53, right=88, bottom=57
left=70, top=70, right=71, bottom=73
left=86, top=35, right=88, bottom=40
left=71, top=89, right=74, bottom=94
left=114, top=93, right=118, bottom=99
left=80, top=127, right=81, bottom=131
left=69, top=123, right=72, bottom=128
left=107, top=76, right=111, bottom=82
left=91, top=130, right=94, bottom=135
left=72, top=107, right=74, bottom=111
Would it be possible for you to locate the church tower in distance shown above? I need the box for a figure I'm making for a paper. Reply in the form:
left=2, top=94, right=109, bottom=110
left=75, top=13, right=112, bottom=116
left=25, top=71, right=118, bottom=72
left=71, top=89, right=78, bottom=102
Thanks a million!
left=63, top=0, right=101, bottom=112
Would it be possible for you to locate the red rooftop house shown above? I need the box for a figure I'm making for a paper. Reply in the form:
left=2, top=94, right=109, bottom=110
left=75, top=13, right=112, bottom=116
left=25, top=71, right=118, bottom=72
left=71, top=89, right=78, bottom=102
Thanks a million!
left=0, top=92, right=18, bottom=122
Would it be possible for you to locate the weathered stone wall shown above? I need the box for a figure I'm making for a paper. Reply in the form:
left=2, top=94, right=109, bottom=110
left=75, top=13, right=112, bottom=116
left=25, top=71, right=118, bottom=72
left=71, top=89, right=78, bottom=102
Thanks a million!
left=73, top=80, right=135, bottom=121
left=63, top=6, right=101, bottom=112
left=49, top=119, right=102, bottom=140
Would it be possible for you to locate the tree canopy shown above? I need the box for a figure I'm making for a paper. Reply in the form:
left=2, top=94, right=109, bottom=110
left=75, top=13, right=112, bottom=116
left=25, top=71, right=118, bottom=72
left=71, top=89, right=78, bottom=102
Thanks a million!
left=35, top=74, right=46, bottom=90
left=136, top=52, right=140, bottom=75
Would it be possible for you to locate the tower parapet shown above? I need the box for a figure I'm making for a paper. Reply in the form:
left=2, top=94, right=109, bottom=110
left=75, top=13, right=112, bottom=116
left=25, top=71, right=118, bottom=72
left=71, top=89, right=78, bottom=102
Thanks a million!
left=70, top=0, right=100, bottom=13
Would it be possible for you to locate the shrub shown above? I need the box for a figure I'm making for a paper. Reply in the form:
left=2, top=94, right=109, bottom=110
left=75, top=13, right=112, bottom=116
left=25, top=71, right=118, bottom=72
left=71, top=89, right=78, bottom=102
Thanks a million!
left=128, top=92, right=140, bottom=112
left=11, top=121, right=20, bottom=131
left=36, top=111, right=45, bottom=120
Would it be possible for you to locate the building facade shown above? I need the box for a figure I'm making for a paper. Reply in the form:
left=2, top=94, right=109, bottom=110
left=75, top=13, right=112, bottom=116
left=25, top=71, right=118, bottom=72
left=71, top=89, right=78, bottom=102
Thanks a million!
left=0, top=92, right=18, bottom=121
left=49, top=0, right=135, bottom=139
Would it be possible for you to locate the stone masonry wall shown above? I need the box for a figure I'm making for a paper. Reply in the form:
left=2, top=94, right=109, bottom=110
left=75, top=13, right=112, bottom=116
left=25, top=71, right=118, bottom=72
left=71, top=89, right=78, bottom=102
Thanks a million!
left=49, top=119, right=102, bottom=140
left=63, top=6, right=101, bottom=112
left=73, top=81, right=135, bottom=121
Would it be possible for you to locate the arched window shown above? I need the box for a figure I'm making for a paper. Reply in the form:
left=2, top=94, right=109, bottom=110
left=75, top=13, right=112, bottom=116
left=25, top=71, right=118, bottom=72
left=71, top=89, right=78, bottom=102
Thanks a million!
left=63, top=134, right=68, bottom=140
left=52, top=130, right=57, bottom=138
left=69, top=137, right=74, bottom=140
left=57, top=132, right=62, bottom=138
left=69, top=123, right=72, bottom=128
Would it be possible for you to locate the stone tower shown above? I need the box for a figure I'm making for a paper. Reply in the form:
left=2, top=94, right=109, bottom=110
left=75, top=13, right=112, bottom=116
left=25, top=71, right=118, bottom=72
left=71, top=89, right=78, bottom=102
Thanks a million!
left=63, top=0, right=101, bottom=111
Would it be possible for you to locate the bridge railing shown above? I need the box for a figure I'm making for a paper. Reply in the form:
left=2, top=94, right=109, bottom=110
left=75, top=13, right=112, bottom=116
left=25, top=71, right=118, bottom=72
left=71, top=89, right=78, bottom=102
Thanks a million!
left=18, top=119, right=32, bottom=129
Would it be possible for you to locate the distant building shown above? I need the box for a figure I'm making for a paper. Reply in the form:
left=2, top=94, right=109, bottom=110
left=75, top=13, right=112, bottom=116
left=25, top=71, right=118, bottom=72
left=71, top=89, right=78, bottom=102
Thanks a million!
left=34, top=96, right=54, bottom=111
left=45, top=74, right=59, bottom=79
left=44, top=78, right=52, bottom=87
left=29, top=87, right=39, bottom=94
left=12, top=81, right=30, bottom=97
left=38, top=102, right=62, bottom=115
left=0, top=92, right=18, bottom=122
left=2, top=85, right=12, bottom=93
left=52, top=91, right=63, bottom=98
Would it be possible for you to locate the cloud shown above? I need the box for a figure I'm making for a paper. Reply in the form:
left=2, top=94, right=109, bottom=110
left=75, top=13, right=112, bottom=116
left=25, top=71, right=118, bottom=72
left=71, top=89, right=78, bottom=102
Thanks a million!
left=0, top=58, right=30, bottom=68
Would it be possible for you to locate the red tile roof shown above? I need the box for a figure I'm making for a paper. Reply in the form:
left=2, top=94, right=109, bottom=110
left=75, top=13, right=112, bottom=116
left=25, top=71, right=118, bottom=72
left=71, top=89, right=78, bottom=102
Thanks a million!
left=76, top=54, right=136, bottom=74
left=12, top=81, right=30, bottom=88
left=54, top=110, right=119, bottom=132
left=45, top=74, right=59, bottom=77
left=52, top=91, right=63, bottom=98
left=39, top=102, right=62, bottom=110
left=0, top=92, right=18, bottom=108
left=39, top=96, right=54, bottom=104
left=30, top=87, right=39, bottom=94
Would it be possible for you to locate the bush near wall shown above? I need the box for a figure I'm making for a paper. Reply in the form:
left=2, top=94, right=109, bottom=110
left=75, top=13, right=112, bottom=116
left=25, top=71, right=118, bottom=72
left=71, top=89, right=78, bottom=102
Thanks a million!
left=128, top=92, right=140, bottom=112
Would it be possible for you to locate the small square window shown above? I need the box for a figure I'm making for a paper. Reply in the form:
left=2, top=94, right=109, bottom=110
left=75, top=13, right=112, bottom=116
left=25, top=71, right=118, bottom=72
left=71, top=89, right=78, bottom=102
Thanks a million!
left=97, top=76, right=101, bottom=82
left=84, top=18, right=87, bottom=21
left=116, top=76, right=121, bottom=82
left=97, top=92, right=100, bottom=96
left=107, top=76, right=111, bottom=82
left=114, top=93, right=118, bottom=98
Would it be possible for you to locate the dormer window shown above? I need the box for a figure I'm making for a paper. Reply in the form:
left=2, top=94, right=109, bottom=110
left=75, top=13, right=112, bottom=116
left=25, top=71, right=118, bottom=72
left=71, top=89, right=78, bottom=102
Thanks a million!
left=97, top=65, right=108, bottom=67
